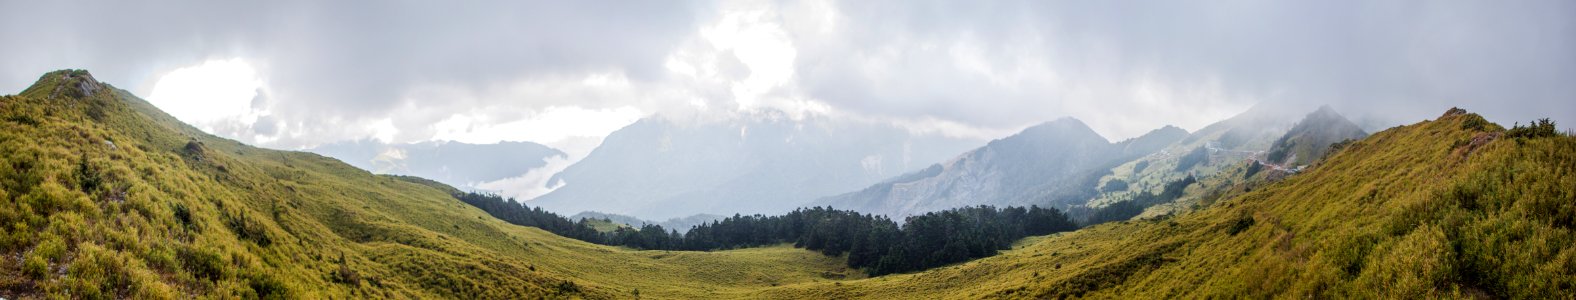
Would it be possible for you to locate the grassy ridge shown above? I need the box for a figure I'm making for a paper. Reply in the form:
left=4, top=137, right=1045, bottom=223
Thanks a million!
left=2, top=70, right=1568, bottom=299
left=0, top=70, right=858, bottom=299
left=750, top=109, right=1574, bottom=298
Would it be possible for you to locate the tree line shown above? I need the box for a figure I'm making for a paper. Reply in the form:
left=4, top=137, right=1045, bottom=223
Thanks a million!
left=454, top=192, right=1078, bottom=276
left=1078, top=175, right=1196, bottom=226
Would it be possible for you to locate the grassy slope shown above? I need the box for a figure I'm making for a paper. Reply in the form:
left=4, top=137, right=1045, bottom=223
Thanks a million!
left=752, top=110, right=1574, bottom=298
left=3, top=70, right=1569, bottom=299
left=0, top=71, right=857, bottom=299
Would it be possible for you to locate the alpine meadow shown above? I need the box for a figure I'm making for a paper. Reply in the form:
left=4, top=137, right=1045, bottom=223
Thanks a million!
left=2, top=1, right=1574, bottom=299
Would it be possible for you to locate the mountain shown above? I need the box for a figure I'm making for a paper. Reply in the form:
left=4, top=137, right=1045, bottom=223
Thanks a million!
left=1083, top=103, right=1304, bottom=211
left=757, top=108, right=1576, bottom=298
left=813, top=118, right=1188, bottom=217
left=308, top=139, right=564, bottom=190
left=568, top=211, right=724, bottom=234
left=1266, top=105, right=1369, bottom=166
left=0, top=70, right=862, bottom=298
left=527, top=115, right=983, bottom=219
left=4, top=70, right=1570, bottom=298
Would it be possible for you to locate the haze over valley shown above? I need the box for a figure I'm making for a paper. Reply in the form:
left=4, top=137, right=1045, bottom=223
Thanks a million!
left=2, top=1, right=1573, bottom=299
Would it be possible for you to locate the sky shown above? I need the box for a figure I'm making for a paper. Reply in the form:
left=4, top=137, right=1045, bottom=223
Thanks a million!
left=2, top=0, right=1573, bottom=152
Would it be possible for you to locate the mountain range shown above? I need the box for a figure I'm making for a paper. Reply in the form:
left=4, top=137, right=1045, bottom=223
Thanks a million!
left=527, top=115, right=982, bottom=219
left=811, top=118, right=1187, bottom=217
left=3, top=70, right=1569, bottom=298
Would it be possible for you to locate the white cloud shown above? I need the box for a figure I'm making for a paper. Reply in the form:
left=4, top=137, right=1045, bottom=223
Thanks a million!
left=9, top=0, right=1571, bottom=149
left=431, top=106, right=644, bottom=145
left=475, top=155, right=576, bottom=201
left=147, top=58, right=266, bottom=130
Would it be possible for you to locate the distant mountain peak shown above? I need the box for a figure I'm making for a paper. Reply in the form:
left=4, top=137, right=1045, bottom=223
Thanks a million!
left=1144, top=124, right=1188, bottom=136
left=1266, top=106, right=1368, bottom=166
left=1008, top=117, right=1105, bottom=143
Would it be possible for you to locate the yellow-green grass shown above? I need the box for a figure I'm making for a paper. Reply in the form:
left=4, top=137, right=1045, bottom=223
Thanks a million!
left=0, top=71, right=857, bottom=299
left=748, top=110, right=1575, bottom=298
left=4, top=70, right=1570, bottom=299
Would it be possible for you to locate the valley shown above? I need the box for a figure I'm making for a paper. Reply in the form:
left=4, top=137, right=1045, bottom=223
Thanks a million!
left=2, top=70, right=1571, bottom=299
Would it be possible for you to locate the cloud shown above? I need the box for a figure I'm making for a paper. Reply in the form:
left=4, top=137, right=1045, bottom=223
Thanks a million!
left=777, top=0, right=1576, bottom=138
left=1, top=0, right=711, bottom=148
left=2, top=0, right=1572, bottom=147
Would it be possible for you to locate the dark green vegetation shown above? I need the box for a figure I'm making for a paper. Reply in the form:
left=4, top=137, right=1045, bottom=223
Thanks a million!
left=762, top=108, right=1575, bottom=298
left=459, top=191, right=1078, bottom=276
left=0, top=70, right=866, bottom=299
left=1079, top=175, right=1196, bottom=226
left=2, top=70, right=1571, bottom=299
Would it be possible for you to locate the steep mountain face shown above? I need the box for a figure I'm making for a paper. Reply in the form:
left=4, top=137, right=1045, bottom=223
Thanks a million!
left=527, top=115, right=983, bottom=219
left=763, top=109, right=1576, bottom=299
left=1266, top=106, right=1369, bottom=166
left=308, top=139, right=564, bottom=190
left=1086, top=104, right=1302, bottom=209
left=0, top=70, right=859, bottom=299
left=814, top=118, right=1188, bottom=217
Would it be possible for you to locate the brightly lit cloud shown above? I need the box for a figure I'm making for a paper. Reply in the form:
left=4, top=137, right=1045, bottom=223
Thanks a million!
left=431, top=106, right=644, bottom=146
left=120, top=1, right=1572, bottom=151
left=148, top=58, right=267, bottom=129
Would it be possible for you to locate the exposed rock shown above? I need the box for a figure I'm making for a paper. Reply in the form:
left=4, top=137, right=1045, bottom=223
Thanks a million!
left=52, top=70, right=103, bottom=99
left=1441, top=107, right=1469, bottom=118
left=1453, top=132, right=1501, bottom=159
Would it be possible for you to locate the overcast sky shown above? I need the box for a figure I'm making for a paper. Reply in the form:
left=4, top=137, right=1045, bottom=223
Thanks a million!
left=3, top=0, right=1572, bottom=150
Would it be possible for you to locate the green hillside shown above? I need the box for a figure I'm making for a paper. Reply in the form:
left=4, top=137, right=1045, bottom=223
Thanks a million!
left=0, top=70, right=859, bottom=299
left=751, top=108, right=1575, bottom=298
left=2, top=70, right=1570, bottom=299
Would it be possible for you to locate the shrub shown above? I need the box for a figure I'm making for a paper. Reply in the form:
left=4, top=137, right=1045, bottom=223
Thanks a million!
left=224, top=209, right=272, bottom=246
left=172, top=203, right=193, bottom=229
left=34, top=235, right=67, bottom=262
left=24, top=252, right=49, bottom=279
left=1459, top=114, right=1490, bottom=131
left=1226, top=214, right=1254, bottom=236
left=1505, top=118, right=1559, bottom=139
left=248, top=273, right=291, bottom=299
left=179, top=246, right=227, bottom=280
left=334, top=264, right=362, bottom=285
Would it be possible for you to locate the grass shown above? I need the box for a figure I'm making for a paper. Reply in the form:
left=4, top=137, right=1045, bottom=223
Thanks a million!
left=749, top=109, right=1574, bottom=298
left=0, top=70, right=859, bottom=299
left=2, top=70, right=1570, bottom=299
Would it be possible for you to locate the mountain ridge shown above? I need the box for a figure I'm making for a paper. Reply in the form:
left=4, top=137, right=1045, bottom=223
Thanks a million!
left=3, top=70, right=1570, bottom=299
left=529, top=114, right=983, bottom=219
left=813, top=117, right=1188, bottom=217
left=0, top=70, right=862, bottom=299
